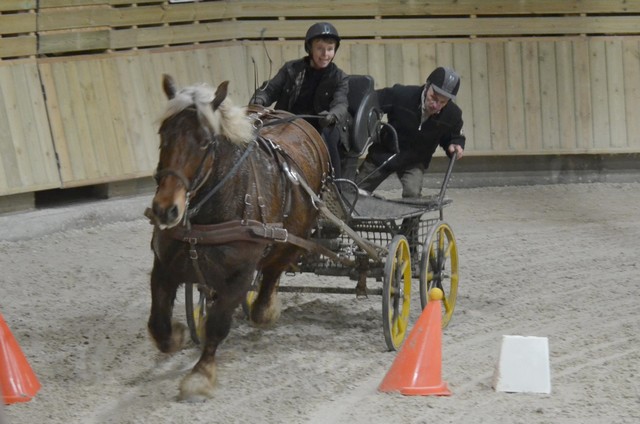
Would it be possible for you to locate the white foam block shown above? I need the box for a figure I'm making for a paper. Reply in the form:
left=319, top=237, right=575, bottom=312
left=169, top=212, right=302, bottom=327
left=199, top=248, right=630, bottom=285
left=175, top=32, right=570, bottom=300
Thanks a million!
left=492, top=335, right=551, bottom=394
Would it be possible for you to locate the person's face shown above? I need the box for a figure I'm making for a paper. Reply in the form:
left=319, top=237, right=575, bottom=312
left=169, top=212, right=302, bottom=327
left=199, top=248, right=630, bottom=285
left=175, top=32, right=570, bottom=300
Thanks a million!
left=309, top=38, right=336, bottom=69
left=424, top=85, right=450, bottom=115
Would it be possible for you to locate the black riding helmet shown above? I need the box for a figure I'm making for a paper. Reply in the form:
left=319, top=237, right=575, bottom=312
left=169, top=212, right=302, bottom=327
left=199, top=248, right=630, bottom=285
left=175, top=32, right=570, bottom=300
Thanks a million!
left=427, top=67, right=460, bottom=100
left=304, top=22, right=341, bottom=53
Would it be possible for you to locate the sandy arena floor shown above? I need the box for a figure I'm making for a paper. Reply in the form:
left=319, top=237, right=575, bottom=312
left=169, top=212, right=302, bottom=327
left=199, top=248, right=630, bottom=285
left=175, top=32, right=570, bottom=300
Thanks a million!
left=1, top=181, right=639, bottom=423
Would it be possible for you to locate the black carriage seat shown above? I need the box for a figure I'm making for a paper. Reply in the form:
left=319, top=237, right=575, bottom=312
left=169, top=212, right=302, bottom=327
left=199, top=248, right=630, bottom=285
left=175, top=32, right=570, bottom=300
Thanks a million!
left=340, top=75, right=383, bottom=181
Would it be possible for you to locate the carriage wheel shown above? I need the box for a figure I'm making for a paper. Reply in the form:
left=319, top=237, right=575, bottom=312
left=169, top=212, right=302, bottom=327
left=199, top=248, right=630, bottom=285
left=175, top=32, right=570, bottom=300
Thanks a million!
left=185, top=283, right=206, bottom=344
left=419, top=221, right=459, bottom=328
left=382, top=235, right=412, bottom=351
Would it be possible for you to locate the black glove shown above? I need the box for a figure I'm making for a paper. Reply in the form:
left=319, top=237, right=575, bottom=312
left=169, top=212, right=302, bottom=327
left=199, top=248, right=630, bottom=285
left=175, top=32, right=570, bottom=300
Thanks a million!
left=319, top=111, right=337, bottom=128
left=251, top=98, right=265, bottom=106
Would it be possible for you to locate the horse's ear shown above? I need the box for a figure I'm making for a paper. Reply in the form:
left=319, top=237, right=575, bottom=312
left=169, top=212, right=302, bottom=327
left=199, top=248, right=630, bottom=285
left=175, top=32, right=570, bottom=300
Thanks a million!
left=163, top=74, right=177, bottom=99
left=212, top=81, right=229, bottom=110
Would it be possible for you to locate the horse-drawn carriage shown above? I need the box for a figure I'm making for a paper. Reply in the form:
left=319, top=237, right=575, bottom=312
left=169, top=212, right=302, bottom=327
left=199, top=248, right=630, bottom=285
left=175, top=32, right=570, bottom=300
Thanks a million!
left=146, top=74, right=458, bottom=401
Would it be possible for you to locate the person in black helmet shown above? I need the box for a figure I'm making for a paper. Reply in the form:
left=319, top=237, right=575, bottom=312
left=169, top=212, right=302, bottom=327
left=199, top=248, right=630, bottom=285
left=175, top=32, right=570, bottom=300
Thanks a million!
left=356, top=67, right=465, bottom=197
left=250, top=22, right=349, bottom=179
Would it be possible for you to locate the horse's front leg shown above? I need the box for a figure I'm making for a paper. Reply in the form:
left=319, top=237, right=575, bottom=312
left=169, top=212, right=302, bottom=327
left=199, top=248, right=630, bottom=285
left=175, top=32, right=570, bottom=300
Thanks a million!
left=147, top=258, right=188, bottom=353
left=179, top=295, right=238, bottom=402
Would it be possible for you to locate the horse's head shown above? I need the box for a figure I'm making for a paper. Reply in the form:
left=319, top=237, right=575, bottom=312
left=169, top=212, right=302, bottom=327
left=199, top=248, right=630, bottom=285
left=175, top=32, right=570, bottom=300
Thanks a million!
left=149, top=74, right=254, bottom=229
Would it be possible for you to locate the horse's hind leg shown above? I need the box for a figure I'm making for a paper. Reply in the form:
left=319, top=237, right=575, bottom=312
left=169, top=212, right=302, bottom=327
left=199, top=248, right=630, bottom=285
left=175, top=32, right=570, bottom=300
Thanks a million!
left=250, top=265, right=284, bottom=326
left=148, top=258, right=188, bottom=353
left=179, top=296, right=238, bottom=402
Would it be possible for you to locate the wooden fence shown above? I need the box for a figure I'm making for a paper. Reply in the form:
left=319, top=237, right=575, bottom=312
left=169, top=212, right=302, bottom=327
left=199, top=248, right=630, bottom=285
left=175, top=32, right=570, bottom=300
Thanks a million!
left=1, top=1, right=640, bottom=197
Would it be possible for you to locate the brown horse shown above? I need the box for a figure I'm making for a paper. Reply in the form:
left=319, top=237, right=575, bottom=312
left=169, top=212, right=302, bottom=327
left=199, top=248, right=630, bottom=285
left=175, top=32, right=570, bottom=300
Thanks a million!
left=146, top=74, right=330, bottom=401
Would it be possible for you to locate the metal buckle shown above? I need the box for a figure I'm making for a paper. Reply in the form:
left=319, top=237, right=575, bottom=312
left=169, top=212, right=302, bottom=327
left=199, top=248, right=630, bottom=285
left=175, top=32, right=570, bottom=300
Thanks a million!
left=185, top=237, right=198, bottom=259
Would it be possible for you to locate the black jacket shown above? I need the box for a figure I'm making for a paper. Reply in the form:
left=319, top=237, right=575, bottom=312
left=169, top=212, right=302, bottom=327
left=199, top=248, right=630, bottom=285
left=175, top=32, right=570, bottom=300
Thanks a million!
left=368, top=84, right=465, bottom=171
left=250, top=57, right=350, bottom=148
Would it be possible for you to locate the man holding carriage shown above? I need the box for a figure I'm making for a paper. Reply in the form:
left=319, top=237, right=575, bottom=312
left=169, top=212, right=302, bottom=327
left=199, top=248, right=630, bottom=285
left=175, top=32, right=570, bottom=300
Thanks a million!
left=357, top=67, right=466, bottom=198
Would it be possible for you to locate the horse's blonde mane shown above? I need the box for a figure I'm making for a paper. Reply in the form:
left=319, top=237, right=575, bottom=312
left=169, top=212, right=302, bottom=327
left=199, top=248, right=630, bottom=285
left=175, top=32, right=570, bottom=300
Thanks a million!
left=159, top=83, right=254, bottom=145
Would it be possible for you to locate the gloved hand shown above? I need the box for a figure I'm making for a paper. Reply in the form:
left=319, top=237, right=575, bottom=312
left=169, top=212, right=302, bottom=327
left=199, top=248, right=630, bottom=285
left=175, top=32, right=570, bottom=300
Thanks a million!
left=319, top=111, right=337, bottom=128
left=251, top=98, right=265, bottom=106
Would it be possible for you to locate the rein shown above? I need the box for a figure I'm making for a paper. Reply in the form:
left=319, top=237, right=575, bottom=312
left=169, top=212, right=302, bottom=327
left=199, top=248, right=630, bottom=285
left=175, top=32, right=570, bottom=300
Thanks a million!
left=186, top=140, right=257, bottom=219
left=260, top=114, right=322, bottom=128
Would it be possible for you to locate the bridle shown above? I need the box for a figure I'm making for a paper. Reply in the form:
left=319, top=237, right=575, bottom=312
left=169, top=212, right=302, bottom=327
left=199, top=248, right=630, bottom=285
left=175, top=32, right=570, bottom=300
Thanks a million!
left=154, top=127, right=257, bottom=224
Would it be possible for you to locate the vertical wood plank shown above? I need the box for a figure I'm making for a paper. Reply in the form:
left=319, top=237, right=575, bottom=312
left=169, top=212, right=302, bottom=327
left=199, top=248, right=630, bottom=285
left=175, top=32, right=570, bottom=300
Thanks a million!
left=401, top=43, right=420, bottom=85
left=349, top=43, right=369, bottom=79
left=229, top=44, right=251, bottom=101
left=487, top=42, right=508, bottom=151
left=469, top=42, right=491, bottom=151
left=435, top=42, right=454, bottom=68
left=384, top=43, right=403, bottom=87
left=17, top=64, right=56, bottom=185
left=52, top=62, right=86, bottom=181
left=589, top=39, right=610, bottom=149
left=522, top=41, right=542, bottom=151
left=138, top=53, right=164, bottom=169
left=555, top=40, right=577, bottom=150
left=418, top=43, right=437, bottom=85
left=77, top=59, right=117, bottom=177
left=281, top=42, right=300, bottom=64
left=538, top=41, right=560, bottom=150
left=39, top=62, right=70, bottom=182
left=605, top=39, right=627, bottom=148
left=192, top=48, right=214, bottom=86
left=0, top=66, right=19, bottom=189
left=25, top=64, right=58, bottom=185
left=452, top=42, right=473, bottom=149
left=116, top=55, right=153, bottom=173
left=367, top=44, right=386, bottom=88
left=67, top=61, right=101, bottom=181
left=100, top=57, right=135, bottom=174
left=7, top=65, right=35, bottom=185
left=622, top=39, right=640, bottom=149
left=335, top=41, right=351, bottom=74
left=572, top=39, right=593, bottom=150
left=504, top=41, right=526, bottom=151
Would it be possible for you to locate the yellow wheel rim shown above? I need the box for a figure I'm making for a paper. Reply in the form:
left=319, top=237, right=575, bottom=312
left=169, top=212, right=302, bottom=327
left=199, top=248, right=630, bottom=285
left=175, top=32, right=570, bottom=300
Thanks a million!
left=193, top=302, right=206, bottom=342
left=383, top=235, right=412, bottom=351
left=421, top=222, right=459, bottom=328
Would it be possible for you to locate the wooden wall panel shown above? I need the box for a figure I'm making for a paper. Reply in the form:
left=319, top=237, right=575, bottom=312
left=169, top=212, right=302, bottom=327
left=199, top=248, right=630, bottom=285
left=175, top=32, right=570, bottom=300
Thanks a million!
left=3, top=1, right=640, bottom=197
left=18, top=1, right=640, bottom=58
left=0, top=62, right=59, bottom=195
left=37, top=45, right=253, bottom=187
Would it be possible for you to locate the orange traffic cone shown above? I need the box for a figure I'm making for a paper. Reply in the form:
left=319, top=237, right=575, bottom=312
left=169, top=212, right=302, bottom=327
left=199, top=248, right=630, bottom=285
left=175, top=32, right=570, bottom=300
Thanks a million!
left=378, top=288, right=451, bottom=396
left=0, top=312, right=41, bottom=404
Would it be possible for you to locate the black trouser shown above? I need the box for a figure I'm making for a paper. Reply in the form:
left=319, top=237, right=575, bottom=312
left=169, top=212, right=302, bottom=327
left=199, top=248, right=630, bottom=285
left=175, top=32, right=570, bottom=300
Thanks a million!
left=356, top=158, right=426, bottom=198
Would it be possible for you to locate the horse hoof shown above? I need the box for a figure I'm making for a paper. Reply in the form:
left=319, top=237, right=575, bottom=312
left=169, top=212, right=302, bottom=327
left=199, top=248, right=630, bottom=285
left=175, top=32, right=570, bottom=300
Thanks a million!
left=149, top=320, right=189, bottom=353
left=250, top=297, right=281, bottom=327
left=179, top=371, right=216, bottom=402
left=166, top=321, right=189, bottom=353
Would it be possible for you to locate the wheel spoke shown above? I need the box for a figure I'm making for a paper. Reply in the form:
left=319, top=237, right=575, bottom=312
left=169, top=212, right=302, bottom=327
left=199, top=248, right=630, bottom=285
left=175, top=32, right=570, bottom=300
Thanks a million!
left=429, top=248, right=438, bottom=271
left=383, top=235, right=412, bottom=351
left=420, top=222, right=459, bottom=329
left=444, top=239, right=453, bottom=259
